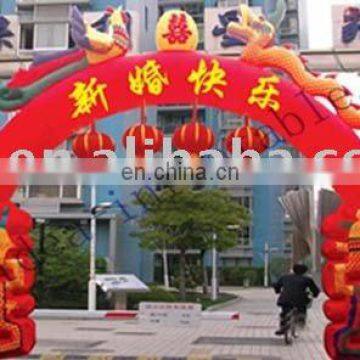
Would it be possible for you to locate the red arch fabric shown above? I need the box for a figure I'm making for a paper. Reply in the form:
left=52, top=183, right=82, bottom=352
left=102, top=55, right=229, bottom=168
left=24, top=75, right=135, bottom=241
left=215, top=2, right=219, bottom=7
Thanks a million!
left=0, top=51, right=359, bottom=358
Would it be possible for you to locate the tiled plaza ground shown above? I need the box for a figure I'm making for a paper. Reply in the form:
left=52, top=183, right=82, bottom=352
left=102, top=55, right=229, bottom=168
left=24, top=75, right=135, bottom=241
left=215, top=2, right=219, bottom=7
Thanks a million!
left=24, top=288, right=329, bottom=360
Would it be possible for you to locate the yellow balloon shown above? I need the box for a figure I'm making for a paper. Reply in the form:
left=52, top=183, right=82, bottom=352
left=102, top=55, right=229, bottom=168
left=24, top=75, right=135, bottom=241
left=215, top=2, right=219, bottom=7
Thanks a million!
left=156, top=10, right=199, bottom=51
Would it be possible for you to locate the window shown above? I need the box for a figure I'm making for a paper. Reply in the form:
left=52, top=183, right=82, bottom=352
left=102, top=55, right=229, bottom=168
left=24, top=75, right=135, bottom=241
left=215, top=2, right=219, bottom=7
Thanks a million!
left=18, top=4, right=70, bottom=51
left=218, top=0, right=244, bottom=7
left=20, top=23, right=34, bottom=50
left=157, top=109, right=205, bottom=135
left=35, top=23, right=68, bottom=49
left=286, top=0, right=298, bottom=11
left=28, top=185, right=80, bottom=199
left=239, top=195, right=252, bottom=210
left=29, top=186, right=60, bottom=198
left=280, top=15, right=298, bottom=36
left=236, top=195, right=253, bottom=246
left=238, top=225, right=251, bottom=246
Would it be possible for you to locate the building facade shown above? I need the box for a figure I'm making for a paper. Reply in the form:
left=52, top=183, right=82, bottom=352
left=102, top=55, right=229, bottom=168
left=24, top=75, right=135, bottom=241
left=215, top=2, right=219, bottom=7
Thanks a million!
left=0, top=0, right=300, bottom=286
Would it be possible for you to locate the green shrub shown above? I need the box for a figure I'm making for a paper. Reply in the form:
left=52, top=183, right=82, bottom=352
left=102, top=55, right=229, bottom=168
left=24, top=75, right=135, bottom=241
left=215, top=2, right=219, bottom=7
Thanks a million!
left=32, top=226, right=109, bottom=309
left=127, top=286, right=237, bottom=310
left=243, top=269, right=258, bottom=286
left=219, top=266, right=264, bottom=286
left=269, top=257, right=291, bottom=282
left=127, top=286, right=178, bottom=310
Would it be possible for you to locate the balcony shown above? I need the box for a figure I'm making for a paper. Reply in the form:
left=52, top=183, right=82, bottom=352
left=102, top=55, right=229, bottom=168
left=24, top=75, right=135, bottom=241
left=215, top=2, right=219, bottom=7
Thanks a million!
left=301, top=49, right=360, bottom=72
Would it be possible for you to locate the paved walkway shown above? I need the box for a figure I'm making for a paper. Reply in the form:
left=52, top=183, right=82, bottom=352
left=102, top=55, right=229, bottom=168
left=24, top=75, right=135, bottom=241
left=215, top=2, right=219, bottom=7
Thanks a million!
left=25, top=288, right=329, bottom=360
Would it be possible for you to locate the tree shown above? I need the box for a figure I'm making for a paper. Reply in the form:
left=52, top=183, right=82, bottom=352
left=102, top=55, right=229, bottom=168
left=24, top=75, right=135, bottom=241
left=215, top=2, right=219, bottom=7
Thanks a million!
left=31, top=225, right=107, bottom=309
left=133, top=187, right=250, bottom=300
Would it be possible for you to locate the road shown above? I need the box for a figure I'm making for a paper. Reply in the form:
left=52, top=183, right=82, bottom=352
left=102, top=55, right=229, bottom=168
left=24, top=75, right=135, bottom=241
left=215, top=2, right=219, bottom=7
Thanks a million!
left=25, top=288, right=329, bottom=360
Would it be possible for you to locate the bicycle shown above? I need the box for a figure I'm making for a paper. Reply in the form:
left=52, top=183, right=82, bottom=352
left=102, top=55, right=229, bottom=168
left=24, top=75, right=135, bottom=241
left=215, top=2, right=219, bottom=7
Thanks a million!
left=278, top=305, right=308, bottom=345
left=283, top=307, right=299, bottom=345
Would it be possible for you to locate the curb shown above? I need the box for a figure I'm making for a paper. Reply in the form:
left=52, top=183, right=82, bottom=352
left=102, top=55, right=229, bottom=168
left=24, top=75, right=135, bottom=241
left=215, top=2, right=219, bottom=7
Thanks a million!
left=33, top=309, right=240, bottom=321
left=25, top=355, right=277, bottom=360
left=206, top=297, right=242, bottom=312
left=33, top=310, right=138, bottom=321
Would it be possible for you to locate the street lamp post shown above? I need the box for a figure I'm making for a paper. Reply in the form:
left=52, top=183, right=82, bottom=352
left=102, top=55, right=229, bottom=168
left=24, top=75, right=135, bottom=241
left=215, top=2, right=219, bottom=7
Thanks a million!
left=264, top=243, right=280, bottom=287
left=88, top=185, right=113, bottom=311
left=264, top=242, right=269, bottom=287
left=211, top=233, right=218, bottom=301
left=162, top=246, right=170, bottom=289
left=88, top=185, right=97, bottom=311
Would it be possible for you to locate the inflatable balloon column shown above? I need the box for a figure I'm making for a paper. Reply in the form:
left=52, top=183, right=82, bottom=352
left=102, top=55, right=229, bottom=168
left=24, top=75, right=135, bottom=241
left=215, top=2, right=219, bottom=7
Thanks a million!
left=0, top=203, right=35, bottom=357
left=1, top=2, right=360, bottom=358
left=322, top=205, right=360, bottom=358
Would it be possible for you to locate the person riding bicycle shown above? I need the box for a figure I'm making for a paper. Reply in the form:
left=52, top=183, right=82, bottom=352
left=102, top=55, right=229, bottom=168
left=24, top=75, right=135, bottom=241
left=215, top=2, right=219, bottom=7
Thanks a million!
left=273, top=264, right=320, bottom=336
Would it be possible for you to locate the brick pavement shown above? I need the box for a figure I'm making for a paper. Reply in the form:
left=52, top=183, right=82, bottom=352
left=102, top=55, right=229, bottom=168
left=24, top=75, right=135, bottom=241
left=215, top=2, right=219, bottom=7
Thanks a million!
left=24, top=288, right=329, bottom=360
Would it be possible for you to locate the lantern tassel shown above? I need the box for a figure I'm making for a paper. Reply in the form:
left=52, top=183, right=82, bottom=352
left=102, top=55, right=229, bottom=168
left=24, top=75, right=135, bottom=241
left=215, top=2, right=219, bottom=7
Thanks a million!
left=141, top=99, right=147, bottom=124
left=90, top=122, right=96, bottom=132
left=191, top=99, right=198, bottom=123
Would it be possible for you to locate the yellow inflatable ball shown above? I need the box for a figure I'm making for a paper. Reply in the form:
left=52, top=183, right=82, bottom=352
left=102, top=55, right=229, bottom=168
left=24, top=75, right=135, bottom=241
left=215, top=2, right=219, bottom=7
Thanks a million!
left=156, top=10, right=199, bottom=51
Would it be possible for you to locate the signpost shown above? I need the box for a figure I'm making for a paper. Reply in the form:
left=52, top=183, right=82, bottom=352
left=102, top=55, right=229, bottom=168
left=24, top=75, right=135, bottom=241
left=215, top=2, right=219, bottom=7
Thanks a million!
left=139, top=302, right=201, bottom=327
left=96, top=274, right=149, bottom=310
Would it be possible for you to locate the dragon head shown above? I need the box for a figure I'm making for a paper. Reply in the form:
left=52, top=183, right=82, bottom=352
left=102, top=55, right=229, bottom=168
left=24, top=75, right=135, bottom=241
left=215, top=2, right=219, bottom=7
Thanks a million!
left=227, top=0, right=286, bottom=48
left=104, top=6, right=132, bottom=51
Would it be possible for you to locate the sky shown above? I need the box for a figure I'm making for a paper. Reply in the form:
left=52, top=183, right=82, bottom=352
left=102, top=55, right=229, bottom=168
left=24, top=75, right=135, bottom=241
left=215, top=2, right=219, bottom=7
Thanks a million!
left=302, top=0, right=360, bottom=106
left=305, top=0, right=360, bottom=49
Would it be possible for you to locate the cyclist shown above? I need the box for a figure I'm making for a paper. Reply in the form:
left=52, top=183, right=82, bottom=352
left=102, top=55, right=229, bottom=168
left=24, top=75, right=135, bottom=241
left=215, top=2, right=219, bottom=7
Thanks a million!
left=273, top=264, right=320, bottom=336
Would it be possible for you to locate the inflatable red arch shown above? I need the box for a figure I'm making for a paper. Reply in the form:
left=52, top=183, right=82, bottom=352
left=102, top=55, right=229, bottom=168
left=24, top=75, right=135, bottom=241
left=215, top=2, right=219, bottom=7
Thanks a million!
left=0, top=5, right=359, bottom=359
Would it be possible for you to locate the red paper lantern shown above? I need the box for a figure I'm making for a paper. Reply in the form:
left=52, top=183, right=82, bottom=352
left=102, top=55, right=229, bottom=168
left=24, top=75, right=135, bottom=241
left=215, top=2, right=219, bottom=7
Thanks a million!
left=225, top=119, right=269, bottom=154
left=172, top=121, right=215, bottom=155
left=122, top=104, right=164, bottom=158
left=122, top=123, right=164, bottom=157
left=72, top=126, right=115, bottom=158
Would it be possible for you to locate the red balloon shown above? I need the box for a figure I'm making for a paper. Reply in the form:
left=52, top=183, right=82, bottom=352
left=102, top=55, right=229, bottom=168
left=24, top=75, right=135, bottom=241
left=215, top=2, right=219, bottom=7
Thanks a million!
left=0, top=202, right=36, bottom=358
left=325, top=323, right=344, bottom=359
left=322, top=239, right=348, bottom=261
left=172, top=121, right=215, bottom=155
left=324, top=299, right=350, bottom=323
left=0, top=204, right=33, bottom=236
left=225, top=125, right=269, bottom=154
left=72, top=128, right=115, bottom=158
left=322, top=213, right=350, bottom=240
left=122, top=123, right=164, bottom=157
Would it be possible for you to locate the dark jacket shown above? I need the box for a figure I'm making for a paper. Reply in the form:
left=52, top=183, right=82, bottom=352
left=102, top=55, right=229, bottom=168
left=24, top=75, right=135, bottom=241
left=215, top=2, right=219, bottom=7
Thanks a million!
left=274, top=273, right=320, bottom=307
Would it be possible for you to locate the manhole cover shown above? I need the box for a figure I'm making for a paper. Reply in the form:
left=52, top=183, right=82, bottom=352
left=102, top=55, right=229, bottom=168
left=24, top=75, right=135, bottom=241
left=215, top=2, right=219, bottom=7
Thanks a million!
left=193, top=337, right=284, bottom=346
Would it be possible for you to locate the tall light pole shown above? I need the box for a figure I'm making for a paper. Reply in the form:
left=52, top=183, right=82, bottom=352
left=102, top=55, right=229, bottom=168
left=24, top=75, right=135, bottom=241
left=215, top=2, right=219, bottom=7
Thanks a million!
left=264, top=242, right=269, bottom=287
left=211, top=233, right=218, bottom=301
left=162, top=246, right=170, bottom=289
left=88, top=185, right=112, bottom=311
left=264, top=243, right=280, bottom=287
left=88, top=185, right=97, bottom=311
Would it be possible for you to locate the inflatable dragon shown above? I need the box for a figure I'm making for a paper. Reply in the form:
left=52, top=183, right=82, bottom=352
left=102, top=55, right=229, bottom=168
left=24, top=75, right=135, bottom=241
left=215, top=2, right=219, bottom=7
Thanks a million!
left=0, top=6, right=131, bottom=111
left=227, top=2, right=360, bottom=129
